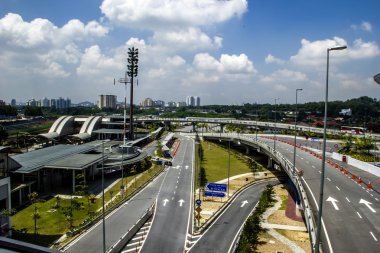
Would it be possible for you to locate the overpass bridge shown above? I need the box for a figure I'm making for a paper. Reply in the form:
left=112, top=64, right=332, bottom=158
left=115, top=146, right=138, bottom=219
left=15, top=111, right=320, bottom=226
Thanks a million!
left=193, top=132, right=380, bottom=253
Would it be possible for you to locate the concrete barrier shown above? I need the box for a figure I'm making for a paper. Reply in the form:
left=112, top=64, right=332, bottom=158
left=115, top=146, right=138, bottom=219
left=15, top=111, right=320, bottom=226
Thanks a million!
left=332, top=152, right=380, bottom=177
left=106, top=203, right=154, bottom=253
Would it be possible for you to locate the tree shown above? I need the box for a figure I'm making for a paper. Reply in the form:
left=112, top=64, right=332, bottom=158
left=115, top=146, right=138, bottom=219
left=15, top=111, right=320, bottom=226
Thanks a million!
left=340, top=135, right=354, bottom=153
left=355, top=136, right=375, bottom=154
left=62, top=198, right=82, bottom=229
left=28, top=192, right=42, bottom=234
left=0, top=208, right=16, bottom=234
left=199, top=167, right=207, bottom=187
left=0, top=125, right=8, bottom=144
left=156, top=140, right=163, bottom=157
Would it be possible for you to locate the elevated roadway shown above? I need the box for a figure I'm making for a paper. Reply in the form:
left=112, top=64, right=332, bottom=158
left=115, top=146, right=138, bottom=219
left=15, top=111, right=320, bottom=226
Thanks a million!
left=200, top=133, right=380, bottom=253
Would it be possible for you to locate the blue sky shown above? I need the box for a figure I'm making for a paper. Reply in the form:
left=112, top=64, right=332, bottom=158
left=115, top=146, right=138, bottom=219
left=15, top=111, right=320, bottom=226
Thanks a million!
left=0, top=0, right=379, bottom=105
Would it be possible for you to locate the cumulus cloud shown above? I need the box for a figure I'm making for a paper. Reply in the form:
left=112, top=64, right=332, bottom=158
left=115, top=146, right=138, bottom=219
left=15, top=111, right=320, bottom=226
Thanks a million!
left=265, top=54, right=285, bottom=64
left=152, top=27, right=222, bottom=51
left=0, top=13, right=108, bottom=50
left=351, top=21, right=372, bottom=32
left=259, top=69, right=307, bottom=84
left=193, top=53, right=256, bottom=74
left=100, top=0, right=247, bottom=29
left=290, top=37, right=380, bottom=66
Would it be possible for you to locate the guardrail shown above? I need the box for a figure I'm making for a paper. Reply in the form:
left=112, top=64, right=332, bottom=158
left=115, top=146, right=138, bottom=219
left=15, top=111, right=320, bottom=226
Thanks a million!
left=106, top=203, right=155, bottom=253
left=192, top=132, right=317, bottom=252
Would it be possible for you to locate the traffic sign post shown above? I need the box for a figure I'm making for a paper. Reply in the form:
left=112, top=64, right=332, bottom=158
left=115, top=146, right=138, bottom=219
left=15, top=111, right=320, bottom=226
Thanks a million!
left=195, top=199, right=202, bottom=206
left=205, top=183, right=227, bottom=192
left=204, top=191, right=226, bottom=198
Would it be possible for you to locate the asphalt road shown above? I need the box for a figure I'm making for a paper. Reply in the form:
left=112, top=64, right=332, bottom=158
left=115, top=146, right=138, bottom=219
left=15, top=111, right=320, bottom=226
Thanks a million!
left=189, top=180, right=277, bottom=253
left=260, top=136, right=380, bottom=253
left=140, top=136, right=194, bottom=253
left=64, top=167, right=168, bottom=253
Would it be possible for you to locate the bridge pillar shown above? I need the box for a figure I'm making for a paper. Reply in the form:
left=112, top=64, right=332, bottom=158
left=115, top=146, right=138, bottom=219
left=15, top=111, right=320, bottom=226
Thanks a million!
left=192, top=122, right=196, bottom=132
left=220, top=124, right=225, bottom=133
left=164, top=121, right=171, bottom=131
left=245, top=146, right=250, bottom=155
left=267, top=157, right=273, bottom=169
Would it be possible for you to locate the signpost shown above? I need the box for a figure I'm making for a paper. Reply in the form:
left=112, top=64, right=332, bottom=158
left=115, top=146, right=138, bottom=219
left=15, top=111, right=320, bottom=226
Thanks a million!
left=205, top=183, right=227, bottom=192
left=204, top=191, right=226, bottom=198
left=195, top=199, right=202, bottom=206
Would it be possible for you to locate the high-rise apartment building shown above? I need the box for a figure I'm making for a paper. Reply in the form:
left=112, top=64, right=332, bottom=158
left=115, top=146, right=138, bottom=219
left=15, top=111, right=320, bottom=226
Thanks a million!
left=98, top=95, right=117, bottom=109
left=186, top=96, right=200, bottom=106
left=11, top=99, right=16, bottom=107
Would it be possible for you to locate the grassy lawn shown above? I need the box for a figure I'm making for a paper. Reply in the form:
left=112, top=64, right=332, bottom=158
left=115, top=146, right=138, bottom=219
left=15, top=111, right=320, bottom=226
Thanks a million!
left=12, top=196, right=101, bottom=246
left=8, top=121, right=55, bottom=136
left=11, top=164, right=163, bottom=247
left=200, top=141, right=252, bottom=184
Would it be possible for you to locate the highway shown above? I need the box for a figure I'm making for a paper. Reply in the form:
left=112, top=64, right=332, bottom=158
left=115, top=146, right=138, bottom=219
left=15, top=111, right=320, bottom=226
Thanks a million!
left=140, top=136, right=194, bottom=252
left=259, top=136, right=380, bottom=253
left=189, top=180, right=278, bottom=253
left=64, top=166, right=167, bottom=253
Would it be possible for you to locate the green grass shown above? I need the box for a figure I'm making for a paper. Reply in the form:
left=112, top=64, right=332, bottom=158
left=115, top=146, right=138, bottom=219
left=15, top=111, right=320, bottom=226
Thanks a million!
left=279, top=194, right=288, bottom=210
left=12, top=197, right=101, bottom=246
left=8, top=121, right=55, bottom=136
left=11, top=165, right=163, bottom=247
left=200, top=141, right=251, bottom=184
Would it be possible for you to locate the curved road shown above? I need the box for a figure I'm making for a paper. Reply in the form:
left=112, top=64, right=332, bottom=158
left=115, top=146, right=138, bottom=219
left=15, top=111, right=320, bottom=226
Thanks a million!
left=189, top=180, right=278, bottom=253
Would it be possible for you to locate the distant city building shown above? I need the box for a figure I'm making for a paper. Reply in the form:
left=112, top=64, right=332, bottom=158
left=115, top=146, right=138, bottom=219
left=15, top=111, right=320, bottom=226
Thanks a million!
left=186, top=96, right=195, bottom=106
left=166, top=102, right=176, bottom=107
left=98, top=95, right=117, bottom=109
left=154, top=100, right=165, bottom=107
left=11, top=99, right=16, bottom=107
left=176, top=102, right=187, bottom=107
left=50, top=99, right=56, bottom=108
left=195, top=96, right=201, bottom=107
left=186, top=96, right=200, bottom=106
left=42, top=97, right=49, bottom=107
left=141, top=98, right=154, bottom=107
left=77, top=101, right=95, bottom=107
left=26, top=98, right=38, bottom=107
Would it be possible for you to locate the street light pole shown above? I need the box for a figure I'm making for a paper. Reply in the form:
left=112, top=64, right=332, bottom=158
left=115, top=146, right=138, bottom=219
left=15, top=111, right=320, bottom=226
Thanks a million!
left=315, top=45, right=347, bottom=253
left=101, top=139, right=106, bottom=253
left=227, top=139, right=231, bottom=198
left=255, top=102, right=258, bottom=141
left=293, top=89, right=303, bottom=175
left=274, top=98, right=280, bottom=152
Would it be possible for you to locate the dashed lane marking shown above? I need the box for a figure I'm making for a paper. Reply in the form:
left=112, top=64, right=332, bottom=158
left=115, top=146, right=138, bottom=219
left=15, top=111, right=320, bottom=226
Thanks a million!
left=357, top=212, right=362, bottom=219
left=370, top=232, right=378, bottom=242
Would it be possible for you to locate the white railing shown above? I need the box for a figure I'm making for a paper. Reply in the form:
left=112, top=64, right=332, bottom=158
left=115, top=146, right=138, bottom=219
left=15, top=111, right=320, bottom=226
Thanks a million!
left=188, top=132, right=317, bottom=252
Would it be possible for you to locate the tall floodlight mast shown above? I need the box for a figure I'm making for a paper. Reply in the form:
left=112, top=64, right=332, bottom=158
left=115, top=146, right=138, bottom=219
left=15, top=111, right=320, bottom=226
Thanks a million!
left=127, top=47, right=139, bottom=140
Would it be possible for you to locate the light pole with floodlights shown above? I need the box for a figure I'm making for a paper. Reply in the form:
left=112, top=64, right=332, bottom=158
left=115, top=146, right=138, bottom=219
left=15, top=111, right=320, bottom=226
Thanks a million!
left=292, top=89, right=303, bottom=175
left=315, top=45, right=347, bottom=253
left=274, top=98, right=280, bottom=152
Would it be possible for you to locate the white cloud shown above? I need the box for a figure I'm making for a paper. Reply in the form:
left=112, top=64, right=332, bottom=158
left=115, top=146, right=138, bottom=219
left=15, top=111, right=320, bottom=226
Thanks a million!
left=193, top=53, right=256, bottom=74
left=0, top=13, right=108, bottom=50
left=265, top=54, right=285, bottom=64
left=100, top=0, right=247, bottom=29
left=290, top=37, right=380, bottom=67
left=259, top=69, right=307, bottom=84
left=351, top=21, right=372, bottom=32
left=152, top=27, right=222, bottom=51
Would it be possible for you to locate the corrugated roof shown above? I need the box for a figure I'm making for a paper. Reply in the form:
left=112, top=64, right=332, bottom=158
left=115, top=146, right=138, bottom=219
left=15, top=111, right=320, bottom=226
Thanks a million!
left=45, top=153, right=104, bottom=169
left=11, top=140, right=106, bottom=174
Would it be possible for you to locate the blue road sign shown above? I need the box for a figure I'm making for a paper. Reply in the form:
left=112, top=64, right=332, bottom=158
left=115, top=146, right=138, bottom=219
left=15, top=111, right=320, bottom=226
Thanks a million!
left=195, top=199, right=202, bottom=206
left=204, top=191, right=226, bottom=198
left=205, top=183, right=227, bottom=192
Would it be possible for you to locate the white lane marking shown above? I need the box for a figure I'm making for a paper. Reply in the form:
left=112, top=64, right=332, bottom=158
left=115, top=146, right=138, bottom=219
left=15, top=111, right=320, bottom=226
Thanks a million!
left=312, top=165, right=316, bottom=169
left=172, top=197, right=174, bottom=200
left=326, top=197, right=339, bottom=210
left=370, top=232, right=378, bottom=242
left=357, top=212, right=362, bottom=219
left=359, top=199, right=377, bottom=213
left=163, top=199, right=169, bottom=206
left=336, top=186, right=341, bottom=191
left=300, top=157, right=304, bottom=160
left=175, top=185, right=178, bottom=189
left=327, top=178, right=331, bottom=182
left=318, top=170, right=321, bottom=174
left=241, top=200, right=248, bottom=207
left=174, top=191, right=176, bottom=195
left=346, top=197, right=350, bottom=203
left=375, top=198, right=379, bottom=202
left=296, top=154, right=299, bottom=157
left=301, top=177, right=334, bottom=253
left=178, top=199, right=184, bottom=207
left=306, top=161, right=309, bottom=164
